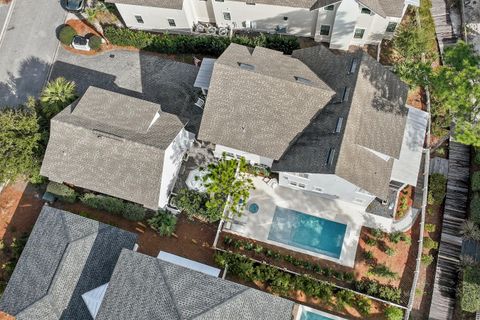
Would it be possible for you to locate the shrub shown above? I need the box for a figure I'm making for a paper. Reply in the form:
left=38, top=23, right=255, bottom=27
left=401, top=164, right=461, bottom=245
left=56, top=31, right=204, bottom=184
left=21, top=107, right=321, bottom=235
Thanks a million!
left=174, top=188, right=221, bottom=222
left=79, top=193, right=146, bottom=221
left=423, top=237, right=438, bottom=250
left=421, top=254, right=434, bottom=266
left=461, top=265, right=480, bottom=312
left=363, top=250, right=374, bottom=261
left=365, top=237, right=378, bottom=246
left=368, top=264, right=398, bottom=279
left=46, top=181, right=77, bottom=203
left=428, top=173, right=447, bottom=205
left=471, top=193, right=480, bottom=224
left=424, top=223, right=436, bottom=233
left=402, top=234, right=412, bottom=245
left=147, top=211, right=177, bottom=236
left=385, top=306, right=404, bottom=320
left=462, top=220, right=480, bottom=240
left=354, top=278, right=402, bottom=304
left=389, top=231, right=403, bottom=244
left=89, top=35, right=102, bottom=50
left=371, top=228, right=385, bottom=239
left=104, top=27, right=153, bottom=48
left=386, top=247, right=396, bottom=256
left=59, top=25, right=76, bottom=45
left=472, top=171, right=480, bottom=192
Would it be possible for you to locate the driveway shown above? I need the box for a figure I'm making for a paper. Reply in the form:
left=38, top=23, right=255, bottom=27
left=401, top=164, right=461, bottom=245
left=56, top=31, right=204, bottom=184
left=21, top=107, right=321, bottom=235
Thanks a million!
left=0, top=0, right=66, bottom=107
left=50, top=48, right=203, bottom=132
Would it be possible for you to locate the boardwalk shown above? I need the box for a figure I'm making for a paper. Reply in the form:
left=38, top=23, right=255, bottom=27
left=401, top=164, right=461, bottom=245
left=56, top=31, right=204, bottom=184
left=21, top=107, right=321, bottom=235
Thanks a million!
left=428, top=140, right=470, bottom=320
left=430, top=0, right=460, bottom=53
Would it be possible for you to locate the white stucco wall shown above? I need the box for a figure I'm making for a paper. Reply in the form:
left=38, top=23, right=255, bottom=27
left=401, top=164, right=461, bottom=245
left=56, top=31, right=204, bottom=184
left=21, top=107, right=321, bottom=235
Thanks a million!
left=314, top=3, right=339, bottom=42
left=278, top=172, right=376, bottom=208
left=214, top=145, right=274, bottom=167
left=158, top=128, right=195, bottom=208
left=210, top=0, right=318, bottom=36
left=115, top=2, right=194, bottom=31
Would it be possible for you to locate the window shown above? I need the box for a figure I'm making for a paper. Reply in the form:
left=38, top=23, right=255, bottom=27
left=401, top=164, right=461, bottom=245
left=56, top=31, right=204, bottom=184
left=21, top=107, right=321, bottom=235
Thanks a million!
left=354, top=28, right=365, bottom=39
left=320, top=25, right=330, bottom=36
left=289, top=181, right=298, bottom=187
left=298, top=183, right=306, bottom=189
left=349, top=58, right=358, bottom=74
left=283, top=16, right=288, bottom=21
left=168, top=19, right=176, bottom=27
left=238, top=62, right=255, bottom=71
left=386, top=22, right=397, bottom=33
left=335, top=117, right=343, bottom=133
left=361, top=8, right=371, bottom=14
left=354, top=198, right=365, bottom=204
left=324, top=4, right=334, bottom=10
left=134, top=15, right=144, bottom=24
left=223, top=12, right=231, bottom=20
left=215, top=0, right=224, bottom=2
left=225, top=152, right=235, bottom=158
left=294, top=173, right=309, bottom=179
left=246, top=0, right=255, bottom=4
left=341, top=87, right=350, bottom=102
left=294, top=76, right=312, bottom=85
left=313, top=186, right=324, bottom=193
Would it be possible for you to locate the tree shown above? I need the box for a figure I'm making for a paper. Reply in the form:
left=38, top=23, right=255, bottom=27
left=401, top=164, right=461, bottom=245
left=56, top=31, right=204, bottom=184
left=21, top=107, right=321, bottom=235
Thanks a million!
left=39, top=77, right=77, bottom=119
left=430, top=41, right=480, bottom=146
left=202, top=154, right=254, bottom=220
left=0, top=103, right=42, bottom=183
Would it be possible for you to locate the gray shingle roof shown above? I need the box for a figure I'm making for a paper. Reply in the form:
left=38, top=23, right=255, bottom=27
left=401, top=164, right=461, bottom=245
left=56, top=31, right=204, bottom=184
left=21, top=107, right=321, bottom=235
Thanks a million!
left=0, top=206, right=138, bottom=320
left=198, top=44, right=335, bottom=160
left=273, top=45, right=408, bottom=200
left=40, top=87, right=186, bottom=209
left=95, top=249, right=295, bottom=320
left=105, top=0, right=184, bottom=9
left=230, top=0, right=326, bottom=9
left=357, top=0, right=407, bottom=18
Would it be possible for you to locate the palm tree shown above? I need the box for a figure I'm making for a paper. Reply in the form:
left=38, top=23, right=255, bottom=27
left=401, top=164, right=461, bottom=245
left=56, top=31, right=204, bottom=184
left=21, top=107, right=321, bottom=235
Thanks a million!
left=40, top=77, right=77, bottom=119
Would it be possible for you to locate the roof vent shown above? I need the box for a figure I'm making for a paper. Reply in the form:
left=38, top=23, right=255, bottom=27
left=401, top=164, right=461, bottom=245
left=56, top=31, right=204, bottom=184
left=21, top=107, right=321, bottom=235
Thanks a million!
left=238, top=62, right=255, bottom=71
left=349, top=58, right=358, bottom=74
left=92, top=129, right=125, bottom=142
left=335, top=117, right=343, bottom=133
left=294, top=76, right=312, bottom=85
left=326, top=148, right=336, bottom=166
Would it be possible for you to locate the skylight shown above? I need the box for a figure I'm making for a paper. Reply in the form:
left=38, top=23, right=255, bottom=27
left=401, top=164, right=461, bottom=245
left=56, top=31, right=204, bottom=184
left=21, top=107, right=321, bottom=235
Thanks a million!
left=335, top=117, right=343, bottom=133
left=294, top=76, right=312, bottom=85
left=326, top=148, right=336, bottom=166
left=341, top=87, right=350, bottom=102
left=349, top=58, right=358, bottom=74
left=238, top=62, right=255, bottom=71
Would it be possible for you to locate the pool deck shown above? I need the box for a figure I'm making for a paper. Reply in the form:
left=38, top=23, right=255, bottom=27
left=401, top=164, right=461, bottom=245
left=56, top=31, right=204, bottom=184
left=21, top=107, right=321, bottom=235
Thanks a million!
left=224, top=177, right=367, bottom=268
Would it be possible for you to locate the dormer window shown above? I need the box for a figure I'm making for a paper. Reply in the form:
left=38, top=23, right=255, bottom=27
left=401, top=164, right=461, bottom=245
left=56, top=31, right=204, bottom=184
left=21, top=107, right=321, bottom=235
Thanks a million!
left=349, top=58, right=358, bottom=74
left=294, top=76, right=312, bottom=85
left=361, top=8, right=371, bottom=14
left=238, top=62, right=255, bottom=71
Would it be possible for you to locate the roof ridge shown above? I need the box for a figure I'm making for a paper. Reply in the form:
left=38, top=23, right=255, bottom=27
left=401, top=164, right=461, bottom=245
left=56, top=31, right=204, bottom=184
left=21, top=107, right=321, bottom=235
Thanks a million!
left=155, top=259, right=183, bottom=320
left=191, top=287, right=250, bottom=319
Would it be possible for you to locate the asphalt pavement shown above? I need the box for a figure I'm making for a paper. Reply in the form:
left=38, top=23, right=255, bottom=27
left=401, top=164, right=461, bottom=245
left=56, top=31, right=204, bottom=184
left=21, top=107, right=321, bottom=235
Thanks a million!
left=0, top=0, right=66, bottom=107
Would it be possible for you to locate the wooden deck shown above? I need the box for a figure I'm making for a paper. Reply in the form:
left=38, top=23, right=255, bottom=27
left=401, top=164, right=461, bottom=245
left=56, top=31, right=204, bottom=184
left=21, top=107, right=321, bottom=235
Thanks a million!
left=428, top=140, right=470, bottom=320
left=430, top=0, right=459, bottom=53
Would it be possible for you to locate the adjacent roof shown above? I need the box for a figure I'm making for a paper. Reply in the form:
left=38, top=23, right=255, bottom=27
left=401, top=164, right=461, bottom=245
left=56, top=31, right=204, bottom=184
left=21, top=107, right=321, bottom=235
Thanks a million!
left=105, top=0, right=184, bottom=9
left=0, top=206, right=137, bottom=320
left=357, top=0, right=407, bottom=18
left=273, top=45, right=409, bottom=199
left=198, top=44, right=335, bottom=160
left=40, top=86, right=186, bottom=209
left=95, top=249, right=295, bottom=320
left=230, top=0, right=331, bottom=9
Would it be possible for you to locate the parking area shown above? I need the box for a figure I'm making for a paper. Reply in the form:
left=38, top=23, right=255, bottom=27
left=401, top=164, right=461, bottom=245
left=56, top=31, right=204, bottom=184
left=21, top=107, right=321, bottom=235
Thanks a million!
left=50, top=48, right=204, bottom=132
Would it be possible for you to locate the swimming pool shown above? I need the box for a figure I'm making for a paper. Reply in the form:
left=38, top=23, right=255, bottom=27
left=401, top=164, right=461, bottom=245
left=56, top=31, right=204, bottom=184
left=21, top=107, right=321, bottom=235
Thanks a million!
left=267, top=206, right=347, bottom=259
left=300, top=310, right=334, bottom=320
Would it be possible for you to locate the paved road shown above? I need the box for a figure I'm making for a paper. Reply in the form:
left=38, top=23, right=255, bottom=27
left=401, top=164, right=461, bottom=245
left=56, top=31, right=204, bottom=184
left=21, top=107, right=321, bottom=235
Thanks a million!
left=0, top=0, right=66, bottom=107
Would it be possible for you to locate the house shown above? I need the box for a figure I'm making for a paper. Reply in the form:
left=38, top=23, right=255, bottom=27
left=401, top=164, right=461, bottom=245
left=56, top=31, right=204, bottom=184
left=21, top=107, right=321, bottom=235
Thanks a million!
left=92, top=249, right=297, bottom=319
left=105, top=0, right=417, bottom=50
left=40, top=86, right=195, bottom=210
left=0, top=205, right=138, bottom=319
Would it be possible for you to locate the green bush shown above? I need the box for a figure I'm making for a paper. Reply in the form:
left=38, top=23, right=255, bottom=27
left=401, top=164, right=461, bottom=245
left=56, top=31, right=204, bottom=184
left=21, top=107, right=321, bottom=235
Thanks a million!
left=59, top=25, right=76, bottom=45
left=471, top=193, right=480, bottom=224
left=385, top=247, right=396, bottom=257
left=363, top=250, right=374, bottom=261
left=368, top=264, right=398, bottom=279
left=421, top=254, right=434, bottom=266
left=371, top=228, right=385, bottom=239
left=423, top=237, right=439, bottom=250
left=174, top=188, right=221, bottom=222
left=89, top=35, right=102, bottom=50
left=147, top=211, right=177, bottom=236
left=104, top=26, right=299, bottom=56
left=461, top=265, right=480, bottom=312
left=46, top=181, right=77, bottom=203
left=389, top=231, right=403, bottom=244
left=354, top=278, right=402, bottom=304
left=472, top=171, right=480, bottom=192
left=79, top=193, right=146, bottom=221
left=424, top=223, right=436, bottom=233
left=428, top=173, right=447, bottom=205
left=365, top=237, right=378, bottom=247
left=385, top=306, right=404, bottom=320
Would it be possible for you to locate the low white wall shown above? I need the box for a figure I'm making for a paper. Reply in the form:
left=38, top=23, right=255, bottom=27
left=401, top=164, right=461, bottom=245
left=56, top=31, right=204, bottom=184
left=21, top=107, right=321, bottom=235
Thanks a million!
left=214, top=144, right=273, bottom=167
left=158, top=128, right=194, bottom=208
left=278, top=172, right=376, bottom=208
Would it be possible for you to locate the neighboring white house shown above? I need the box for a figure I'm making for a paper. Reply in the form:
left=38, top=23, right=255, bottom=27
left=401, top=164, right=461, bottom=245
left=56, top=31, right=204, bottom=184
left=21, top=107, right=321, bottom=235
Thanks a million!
left=196, top=44, right=428, bottom=215
left=40, top=87, right=194, bottom=210
left=106, top=0, right=418, bottom=50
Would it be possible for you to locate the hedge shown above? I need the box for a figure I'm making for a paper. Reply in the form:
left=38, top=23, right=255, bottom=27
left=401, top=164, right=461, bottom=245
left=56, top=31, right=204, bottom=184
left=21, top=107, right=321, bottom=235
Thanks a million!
left=428, top=173, right=447, bottom=205
left=461, top=266, right=480, bottom=312
left=385, top=306, right=404, bottom=320
left=89, top=35, right=102, bottom=50
left=472, top=171, right=480, bottom=192
left=46, top=181, right=77, bottom=203
left=104, top=26, right=300, bottom=56
left=59, top=25, right=76, bottom=45
left=79, top=193, right=146, bottom=221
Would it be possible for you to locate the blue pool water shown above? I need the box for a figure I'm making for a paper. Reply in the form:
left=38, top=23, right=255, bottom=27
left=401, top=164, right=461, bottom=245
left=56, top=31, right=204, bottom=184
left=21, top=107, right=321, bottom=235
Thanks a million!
left=267, top=206, right=347, bottom=259
left=300, top=310, right=333, bottom=320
